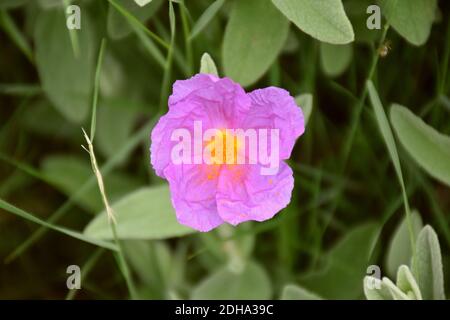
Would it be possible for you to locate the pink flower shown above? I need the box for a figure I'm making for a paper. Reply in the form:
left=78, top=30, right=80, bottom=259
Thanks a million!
left=150, top=74, right=304, bottom=232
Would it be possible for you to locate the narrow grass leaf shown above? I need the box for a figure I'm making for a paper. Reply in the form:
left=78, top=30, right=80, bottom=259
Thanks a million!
left=107, top=0, right=168, bottom=49
left=90, top=39, right=107, bottom=141
left=367, top=81, right=415, bottom=257
left=189, top=0, right=224, bottom=40
left=108, top=0, right=162, bottom=40
left=0, top=10, right=33, bottom=63
left=0, top=198, right=117, bottom=251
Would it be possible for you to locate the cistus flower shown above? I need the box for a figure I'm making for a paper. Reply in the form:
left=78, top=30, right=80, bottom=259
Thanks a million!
left=150, top=74, right=304, bottom=232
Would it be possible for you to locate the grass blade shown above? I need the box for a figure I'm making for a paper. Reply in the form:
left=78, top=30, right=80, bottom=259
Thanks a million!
left=0, top=10, right=33, bottom=63
left=189, top=0, right=224, bottom=40
left=367, top=80, right=416, bottom=263
left=107, top=0, right=169, bottom=50
left=83, top=38, right=137, bottom=299
left=159, top=0, right=176, bottom=113
left=0, top=199, right=117, bottom=253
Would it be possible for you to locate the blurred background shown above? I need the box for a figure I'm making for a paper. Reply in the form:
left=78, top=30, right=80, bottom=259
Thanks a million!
left=0, top=0, right=449, bottom=299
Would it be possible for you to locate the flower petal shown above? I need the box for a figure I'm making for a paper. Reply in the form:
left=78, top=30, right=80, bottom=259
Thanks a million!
left=169, top=73, right=219, bottom=108
left=164, top=163, right=224, bottom=232
left=244, top=87, right=304, bottom=159
left=151, top=77, right=251, bottom=177
left=216, top=162, right=294, bottom=225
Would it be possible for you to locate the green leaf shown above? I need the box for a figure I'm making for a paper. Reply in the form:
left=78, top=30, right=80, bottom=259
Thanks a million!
left=96, top=105, right=137, bottom=161
left=383, top=277, right=411, bottom=300
left=390, top=104, right=450, bottom=188
left=363, top=276, right=393, bottom=300
left=367, top=81, right=404, bottom=184
left=200, top=52, right=219, bottom=76
left=300, top=223, right=378, bottom=299
left=412, top=225, right=445, bottom=300
left=365, top=266, right=422, bottom=300
left=222, top=0, right=289, bottom=86
left=271, top=0, right=354, bottom=44
left=280, top=284, right=322, bottom=300
left=34, top=9, right=95, bottom=123
left=41, top=155, right=141, bottom=213
left=123, top=240, right=172, bottom=296
left=108, top=0, right=162, bottom=40
left=380, top=0, right=437, bottom=46
left=84, top=185, right=195, bottom=240
left=0, top=0, right=29, bottom=9
left=21, top=99, right=78, bottom=138
left=396, top=265, right=422, bottom=299
left=386, top=210, right=423, bottom=277
left=319, top=43, right=352, bottom=77
left=37, top=0, right=61, bottom=9
left=294, top=93, right=313, bottom=125
left=0, top=10, right=33, bottom=63
left=191, top=261, right=272, bottom=299
left=190, top=0, right=225, bottom=40
left=367, top=81, right=415, bottom=258
left=134, top=0, right=152, bottom=6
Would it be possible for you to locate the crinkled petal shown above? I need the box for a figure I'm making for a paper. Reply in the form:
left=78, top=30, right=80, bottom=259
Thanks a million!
left=168, top=73, right=219, bottom=108
left=150, top=104, right=198, bottom=178
left=216, top=162, right=294, bottom=225
left=244, top=87, right=304, bottom=159
left=164, top=163, right=224, bottom=232
left=189, top=77, right=251, bottom=127
left=151, top=77, right=251, bottom=177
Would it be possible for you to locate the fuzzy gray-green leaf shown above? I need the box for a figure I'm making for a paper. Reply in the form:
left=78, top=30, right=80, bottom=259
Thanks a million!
left=281, top=284, right=322, bottom=300
left=223, top=0, right=289, bottom=86
left=200, top=53, right=219, bottom=76
left=386, top=210, right=423, bottom=277
left=84, top=186, right=195, bottom=240
left=412, top=225, right=445, bottom=300
left=295, top=93, right=313, bottom=126
left=380, top=0, right=437, bottom=46
left=390, top=104, right=450, bottom=188
left=271, top=0, right=354, bottom=44
left=191, top=261, right=272, bottom=299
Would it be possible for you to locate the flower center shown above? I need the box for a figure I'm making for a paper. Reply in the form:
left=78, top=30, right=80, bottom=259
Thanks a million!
left=206, top=130, right=241, bottom=165
left=203, top=130, right=246, bottom=182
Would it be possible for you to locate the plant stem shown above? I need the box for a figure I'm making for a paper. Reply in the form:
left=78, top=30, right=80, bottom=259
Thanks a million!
left=341, top=24, right=390, bottom=168
left=180, top=3, right=193, bottom=75
left=82, top=38, right=137, bottom=299
left=107, top=0, right=169, bottom=50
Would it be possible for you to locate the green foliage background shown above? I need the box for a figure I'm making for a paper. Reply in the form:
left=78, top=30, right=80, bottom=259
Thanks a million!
left=0, top=0, right=449, bottom=299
